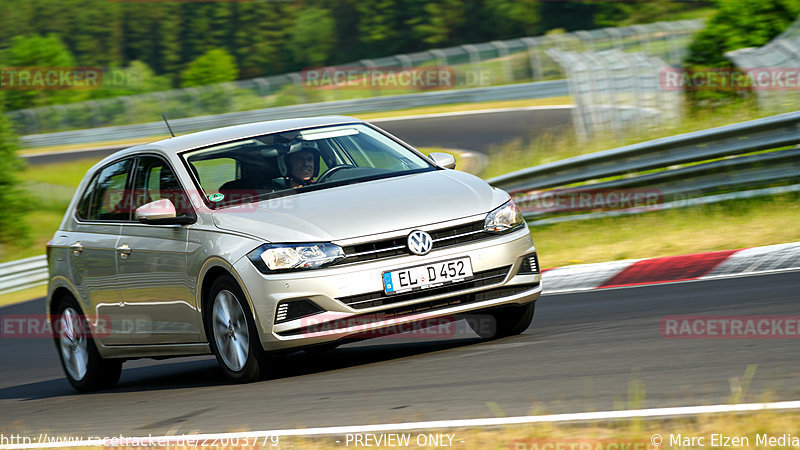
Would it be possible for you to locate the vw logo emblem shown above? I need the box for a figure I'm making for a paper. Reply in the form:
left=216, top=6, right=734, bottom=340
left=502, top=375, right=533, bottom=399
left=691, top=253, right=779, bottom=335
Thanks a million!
left=407, top=230, right=433, bottom=256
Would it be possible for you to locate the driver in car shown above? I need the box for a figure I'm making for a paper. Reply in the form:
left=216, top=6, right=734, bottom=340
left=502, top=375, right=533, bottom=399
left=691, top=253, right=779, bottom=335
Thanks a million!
left=279, top=140, right=321, bottom=188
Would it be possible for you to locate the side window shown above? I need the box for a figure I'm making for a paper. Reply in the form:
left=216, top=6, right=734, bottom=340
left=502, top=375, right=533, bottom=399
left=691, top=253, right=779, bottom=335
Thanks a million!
left=78, top=159, right=133, bottom=221
left=191, top=157, right=238, bottom=193
left=132, top=156, right=192, bottom=215
left=75, top=175, right=98, bottom=220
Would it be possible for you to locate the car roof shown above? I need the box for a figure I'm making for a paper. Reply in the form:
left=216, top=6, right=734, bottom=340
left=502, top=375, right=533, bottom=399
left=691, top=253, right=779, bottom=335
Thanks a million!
left=95, top=115, right=365, bottom=165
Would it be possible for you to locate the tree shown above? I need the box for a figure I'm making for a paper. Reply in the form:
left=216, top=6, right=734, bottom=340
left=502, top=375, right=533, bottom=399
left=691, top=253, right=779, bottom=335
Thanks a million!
left=684, top=0, right=800, bottom=106
left=66, top=0, right=124, bottom=67
left=180, top=48, right=239, bottom=87
left=288, top=7, right=336, bottom=68
left=408, top=0, right=465, bottom=46
left=180, top=3, right=233, bottom=64
left=0, top=96, right=31, bottom=248
left=356, top=0, right=403, bottom=56
left=537, top=1, right=598, bottom=33
left=480, top=0, right=542, bottom=39
left=230, top=2, right=292, bottom=78
left=686, top=0, right=800, bottom=68
left=0, top=33, right=88, bottom=110
left=92, top=60, right=171, bottom=98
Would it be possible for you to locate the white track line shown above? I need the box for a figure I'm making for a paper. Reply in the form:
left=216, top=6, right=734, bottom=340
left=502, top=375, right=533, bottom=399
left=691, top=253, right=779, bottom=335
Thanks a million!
left=3, top=400, right=799, bottom=449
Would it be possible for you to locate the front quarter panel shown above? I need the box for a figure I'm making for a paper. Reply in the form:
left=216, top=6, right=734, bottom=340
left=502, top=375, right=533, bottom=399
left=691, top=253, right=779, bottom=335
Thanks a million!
left=187, top=225, right=263, bottom=339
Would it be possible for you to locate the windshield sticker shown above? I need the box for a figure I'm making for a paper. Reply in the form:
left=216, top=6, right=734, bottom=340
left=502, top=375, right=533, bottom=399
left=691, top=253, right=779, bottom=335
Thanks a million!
left=209, top=193, right=225, bottom=202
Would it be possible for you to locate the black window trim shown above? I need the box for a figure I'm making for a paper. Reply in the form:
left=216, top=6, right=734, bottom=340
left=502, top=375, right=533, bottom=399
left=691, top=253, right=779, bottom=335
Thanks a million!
left=74, top=153, right=196, bottom=225
left=73, top=157, right=136, bottom=224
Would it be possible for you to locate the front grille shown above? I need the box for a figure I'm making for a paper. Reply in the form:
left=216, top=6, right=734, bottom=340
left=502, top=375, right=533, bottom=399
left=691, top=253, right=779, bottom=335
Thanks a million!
left=337, top=220, right=492, bottom=265
left=278, top=282, right=540, bottom=337
left=339, top=266, right=511, bottom=310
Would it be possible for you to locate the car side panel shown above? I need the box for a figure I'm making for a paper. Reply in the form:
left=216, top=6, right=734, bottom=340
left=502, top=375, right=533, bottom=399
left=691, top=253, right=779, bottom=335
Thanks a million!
left=116, top=223, right=200, bottom=344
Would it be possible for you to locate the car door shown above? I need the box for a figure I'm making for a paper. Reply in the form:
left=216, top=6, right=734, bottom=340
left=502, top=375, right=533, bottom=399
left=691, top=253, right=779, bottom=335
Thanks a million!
left=116, top=155, right=202, bottom=344
left=69, top=158, right=134, bottom=346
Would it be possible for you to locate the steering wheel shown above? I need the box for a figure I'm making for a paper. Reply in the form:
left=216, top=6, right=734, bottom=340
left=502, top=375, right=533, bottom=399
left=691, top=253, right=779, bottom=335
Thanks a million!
left=316, top=164, right=355, bottom=183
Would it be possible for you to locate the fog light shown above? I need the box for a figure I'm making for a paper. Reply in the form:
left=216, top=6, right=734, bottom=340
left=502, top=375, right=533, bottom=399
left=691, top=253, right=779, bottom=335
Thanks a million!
left=274, top=299, right=324, bottom=324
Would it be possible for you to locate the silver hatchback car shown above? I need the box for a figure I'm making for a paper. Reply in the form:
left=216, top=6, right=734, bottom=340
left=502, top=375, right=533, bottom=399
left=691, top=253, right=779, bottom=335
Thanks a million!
left=47, top=116, right=541, bottom=391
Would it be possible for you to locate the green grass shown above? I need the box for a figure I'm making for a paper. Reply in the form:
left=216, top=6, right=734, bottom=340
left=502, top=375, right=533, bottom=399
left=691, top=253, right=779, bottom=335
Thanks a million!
left=4, top=408, right=798, bottom=450
left=21, top=157, right=98, bottom=187
left=0, top=158, right=98, bottom=263
left=0, top=208, right=68, bottom=263
left=533, top=193, right=800, bottom=269
left=428, top=409, right=799, bottom=450
left=661, top=6, right=718, bottom=21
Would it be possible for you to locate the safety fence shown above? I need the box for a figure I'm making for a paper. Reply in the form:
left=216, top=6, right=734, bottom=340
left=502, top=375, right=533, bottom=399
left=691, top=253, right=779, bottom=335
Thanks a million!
left=726, top=15, right=800, bottom=113
left=5, top=20, right=704, bottom=136
left=0, top=255, right=48, bottom=295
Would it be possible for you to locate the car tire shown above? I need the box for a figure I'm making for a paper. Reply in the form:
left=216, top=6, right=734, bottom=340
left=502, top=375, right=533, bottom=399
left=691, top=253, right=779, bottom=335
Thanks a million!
left=206, top=276, right=266, bottom=383
left=469, top=301, right=536, bottom=339
left=53, top=295, right=122, bottom=392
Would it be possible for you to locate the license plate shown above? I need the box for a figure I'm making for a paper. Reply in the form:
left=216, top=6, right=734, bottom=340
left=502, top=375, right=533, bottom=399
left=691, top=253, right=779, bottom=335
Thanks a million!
left=382, top=257, right=473, bottom=294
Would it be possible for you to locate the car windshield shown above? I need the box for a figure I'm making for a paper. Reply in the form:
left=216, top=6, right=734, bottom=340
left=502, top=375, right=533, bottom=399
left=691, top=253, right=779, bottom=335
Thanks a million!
left=182, top=123, right=435, bottom=207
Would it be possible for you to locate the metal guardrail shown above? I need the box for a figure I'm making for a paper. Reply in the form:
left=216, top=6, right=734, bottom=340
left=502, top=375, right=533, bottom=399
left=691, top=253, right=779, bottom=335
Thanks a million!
left=20, top=80, right=568, bottom=149
left=488, top=110, right=800, bottom=190
left=487, top=110, right=800, bottom=221
left=0, top=255, right=48, bottom=295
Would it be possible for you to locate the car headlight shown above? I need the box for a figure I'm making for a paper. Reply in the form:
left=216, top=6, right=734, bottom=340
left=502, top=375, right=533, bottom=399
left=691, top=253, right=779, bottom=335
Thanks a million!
left=247, top=243, right=345, bottom=273
left=484, top=199, right=525, bottom=233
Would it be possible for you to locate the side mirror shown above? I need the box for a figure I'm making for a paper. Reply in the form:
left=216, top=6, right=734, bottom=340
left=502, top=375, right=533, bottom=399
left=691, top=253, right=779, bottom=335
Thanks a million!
left=428, top=152, right=456, bottom=170
left=135, top=199, right=195, bottom=225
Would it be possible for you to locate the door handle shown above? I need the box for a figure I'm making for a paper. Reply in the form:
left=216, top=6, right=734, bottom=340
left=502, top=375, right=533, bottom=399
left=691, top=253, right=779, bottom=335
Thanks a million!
left=70, top=242, right=83, bottom=256
left=116, top=243, right=132, bottom=259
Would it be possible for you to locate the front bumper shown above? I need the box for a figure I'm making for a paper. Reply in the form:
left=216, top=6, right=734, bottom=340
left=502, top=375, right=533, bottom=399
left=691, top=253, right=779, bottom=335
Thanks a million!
left=233, top=226, right=540, bottom=351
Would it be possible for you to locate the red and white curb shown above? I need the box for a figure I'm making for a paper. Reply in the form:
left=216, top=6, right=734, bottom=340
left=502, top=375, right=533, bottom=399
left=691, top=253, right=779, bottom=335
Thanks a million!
left=542, top=242, right=800, bottom=294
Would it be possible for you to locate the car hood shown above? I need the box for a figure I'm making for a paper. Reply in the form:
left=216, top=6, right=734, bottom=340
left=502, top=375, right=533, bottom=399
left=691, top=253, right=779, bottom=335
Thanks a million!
left=212, top=170, right=508, bottom=243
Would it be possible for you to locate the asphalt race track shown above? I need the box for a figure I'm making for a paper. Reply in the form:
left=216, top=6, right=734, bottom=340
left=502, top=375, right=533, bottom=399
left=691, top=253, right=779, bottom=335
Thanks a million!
left=1, top=272, right=798, bottom=437
left=22, top=107, right=574, bottom=166
left=373, top=107, right=573, bottom=152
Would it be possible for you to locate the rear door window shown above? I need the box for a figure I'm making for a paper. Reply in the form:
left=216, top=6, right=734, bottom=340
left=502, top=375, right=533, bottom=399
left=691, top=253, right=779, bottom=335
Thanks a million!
left=76, top=159, right=134, bottom=221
